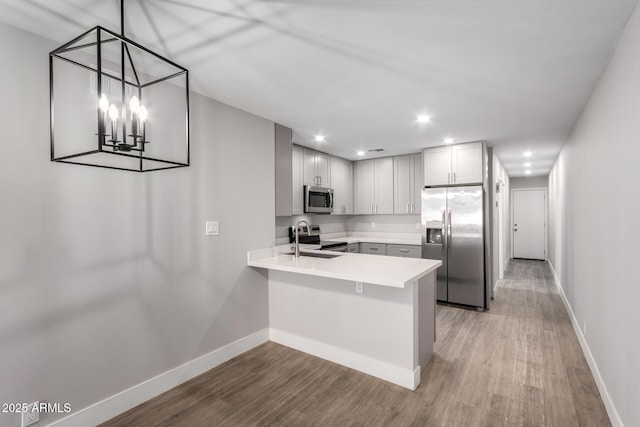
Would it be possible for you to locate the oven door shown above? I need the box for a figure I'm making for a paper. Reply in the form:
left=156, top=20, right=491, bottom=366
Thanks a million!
left=304, top=186, right=333, bottom=213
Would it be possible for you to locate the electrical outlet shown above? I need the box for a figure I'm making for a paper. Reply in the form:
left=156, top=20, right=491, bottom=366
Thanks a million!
left=355, top=282, right=364, bottom=294
left=205, top=221, right=219, bottom=236
left=371, top=222, right=375, bottom=229
left=583, top=321, right=587, bottom=337
left=22, top=402, right=39, bottom=427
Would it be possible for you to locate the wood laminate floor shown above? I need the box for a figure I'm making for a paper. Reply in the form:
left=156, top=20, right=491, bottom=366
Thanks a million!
left=102, top=260, right=610, bottom=427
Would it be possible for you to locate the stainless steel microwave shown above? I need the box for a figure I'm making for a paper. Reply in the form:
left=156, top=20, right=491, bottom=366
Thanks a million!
left=304, top=185, right=334, bottom=213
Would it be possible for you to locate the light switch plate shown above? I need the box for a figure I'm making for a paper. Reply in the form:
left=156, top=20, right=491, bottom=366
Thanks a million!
left=205, top=221, right=219, bottom=236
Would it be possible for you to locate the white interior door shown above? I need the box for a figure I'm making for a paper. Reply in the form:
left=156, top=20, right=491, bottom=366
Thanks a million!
left=512, top=188, right=546, bottom=260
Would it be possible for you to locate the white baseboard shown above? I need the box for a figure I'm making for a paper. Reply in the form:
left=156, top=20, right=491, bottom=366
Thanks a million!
left=48, top=329, right=270, bottom=427
left=548, top=262, right=623, bottom=427
left=269, top=328, right=418, bottom=390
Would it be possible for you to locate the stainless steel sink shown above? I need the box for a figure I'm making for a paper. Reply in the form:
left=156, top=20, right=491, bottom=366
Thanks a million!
left=286, top=251, right=343, bottom=259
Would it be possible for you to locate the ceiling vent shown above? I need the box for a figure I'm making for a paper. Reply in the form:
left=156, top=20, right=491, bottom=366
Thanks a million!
left=367, top=148, right=385, bottom=153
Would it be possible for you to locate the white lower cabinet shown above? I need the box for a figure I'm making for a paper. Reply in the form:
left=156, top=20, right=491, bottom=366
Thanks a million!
left=357, top=243, right=421, bottom=258
left=386, top=244, right=421, bottom=259
left=347, top=243, right=360, bottom=253
left=360, top=242, right=386, bottom=255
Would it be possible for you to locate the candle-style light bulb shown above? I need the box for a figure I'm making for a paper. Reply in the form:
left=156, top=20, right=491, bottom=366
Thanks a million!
left=108, top=104, right=118, bottom=141
left=129, top=96, right=140, bottom=113
left=138, top=105, right=147, bottom=122
left=99, top=94, right=109, bottom=112
left=99, top=94, right=109, bottom=137
left=139, top=105, right=148, bottom=142
left=129, top=96, right=139, bottom=137
left=108, top=104, right=118, bottom=121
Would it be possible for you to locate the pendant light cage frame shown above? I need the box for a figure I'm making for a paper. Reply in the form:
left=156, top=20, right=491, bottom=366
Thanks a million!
left=50, top=25, right=190, bottom=172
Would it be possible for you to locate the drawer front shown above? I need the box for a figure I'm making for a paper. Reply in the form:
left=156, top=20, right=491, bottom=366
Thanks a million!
left=361, top=243, right=386, bottom=255
left=386, top=244, right=421, bottom=258
left=347, top=243, right=360, bottom=253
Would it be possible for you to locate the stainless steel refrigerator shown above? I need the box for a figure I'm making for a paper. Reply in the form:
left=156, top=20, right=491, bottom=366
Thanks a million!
left=422, top=185, right=486, bottom=310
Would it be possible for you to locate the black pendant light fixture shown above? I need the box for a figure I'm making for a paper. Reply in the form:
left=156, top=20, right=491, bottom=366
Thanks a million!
left=50, top=0, right=189, bottom=172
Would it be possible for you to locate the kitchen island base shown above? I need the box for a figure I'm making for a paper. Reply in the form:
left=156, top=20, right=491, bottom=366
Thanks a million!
left=268, top=269, right=436, bottom=390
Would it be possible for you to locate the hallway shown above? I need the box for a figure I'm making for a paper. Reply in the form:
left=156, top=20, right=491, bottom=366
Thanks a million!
left=103, top=260, right=609, bottom=426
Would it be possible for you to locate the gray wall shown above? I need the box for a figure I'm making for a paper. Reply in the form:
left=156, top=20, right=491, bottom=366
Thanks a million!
left=548, top=4, right=640, bottom=425
left=0, top=22, right=273, bottom=426
left=510, top=175, right=548, bottom=189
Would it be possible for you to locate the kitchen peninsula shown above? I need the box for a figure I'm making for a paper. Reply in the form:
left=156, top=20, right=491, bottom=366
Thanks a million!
left=248, top=248, right=441, bottom=390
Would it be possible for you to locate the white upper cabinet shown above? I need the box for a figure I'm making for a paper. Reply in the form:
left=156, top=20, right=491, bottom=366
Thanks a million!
left=330, top=156, right=353, bottom=215
left=394, top=153, right=423, bottom=214
left=374, top=157, right=394, bottom=214
left=291, top=145, right=304, bottom=215
left=451, top=143, right=483, bottom=185
left=275, top=124, right=298, bottom=216
left=412, top=153, right=424, bottom=211
left=303, top=148, right=330, bottom=188
left=355, top=158, right=394, bottom=214
left=423, top=146, right=451, bottom=187
left=423, top=141, right=483, bottom=186
left=354, top=159, right=375, bottom=215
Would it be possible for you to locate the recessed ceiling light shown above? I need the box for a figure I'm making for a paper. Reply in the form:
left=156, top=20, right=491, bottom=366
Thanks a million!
left=356, top=150, right=365, bottom=156
left=444, top=138, right=454, bottom=144
left=524, top=162, right=531, bottom=167
left=525, top=170, right=532, bottom=175
left=416, top=114, right=431, bottom=124
left=314, top=135, right=326, bottom=142
left=523, top=151, right=533, bottom=157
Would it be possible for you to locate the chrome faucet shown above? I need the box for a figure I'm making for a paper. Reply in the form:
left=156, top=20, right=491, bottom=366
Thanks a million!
left=293, top=219, right=311, bottom=258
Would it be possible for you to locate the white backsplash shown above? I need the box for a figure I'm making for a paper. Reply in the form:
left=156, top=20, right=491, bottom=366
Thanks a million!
left=275, top=214, right=420, bottom=245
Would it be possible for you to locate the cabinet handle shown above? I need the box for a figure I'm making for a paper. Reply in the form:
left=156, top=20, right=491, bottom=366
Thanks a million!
left=447, top=172, right=450, bottom=184
left=375, top=204, right=378, bottom=214
left=411, top=203, right=415, bottom=213
left=319, top=176, right=322, bottom=186
left=407, top=204, right=410, bottom=213
left=400, top=249, right=409, bottom=253
left=371, top=205, right=374, bottom=214
left=453, top=172, right=456, bottom=183
left=371, top=247, right=379, bottom=251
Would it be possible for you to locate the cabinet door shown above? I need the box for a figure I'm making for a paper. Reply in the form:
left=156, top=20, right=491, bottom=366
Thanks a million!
left=316, top=152, right=331, bottom=188
left=354, top=159, right=375, bottom=214
left=394, top=155, right=412, bottom=214
left=275, top=124, right=293, bottom=216
left=386, top=244, right=421, bottom=258
left=347, top=243, right=360, bottom=253
left=423, top=146, right=452, bottom=186
left=361, top=242, right=386, bottom=255
left=343, top=161, right=354, bottom=214
left=291, top=145, right=304, bottom=215
left=374, top=157, right=394, bottom=214
left=451, top=142, right=483, bottom=184
left=330, top=157, right=344, bottom=215
left=303, top=148, right=318, bottom=186
left=411, top=153, right=423, bottom=214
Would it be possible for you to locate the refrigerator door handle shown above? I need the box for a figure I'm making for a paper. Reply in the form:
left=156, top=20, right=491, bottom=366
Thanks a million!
left=441, top=210, right=446, bottom=255
left=447, top=209, right=452, bottom=247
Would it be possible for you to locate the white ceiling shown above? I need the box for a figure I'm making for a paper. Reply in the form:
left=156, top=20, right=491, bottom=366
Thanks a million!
left=1, top=0, right=637, bottom=177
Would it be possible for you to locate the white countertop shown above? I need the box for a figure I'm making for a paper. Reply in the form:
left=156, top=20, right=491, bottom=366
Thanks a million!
left=248, top=248, right=441, bottom=288
left=323, top=236, right=421, bottom=245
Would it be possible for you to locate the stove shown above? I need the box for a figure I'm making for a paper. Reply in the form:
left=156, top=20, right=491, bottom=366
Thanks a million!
left=289, top=224, right=348, bottom=251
